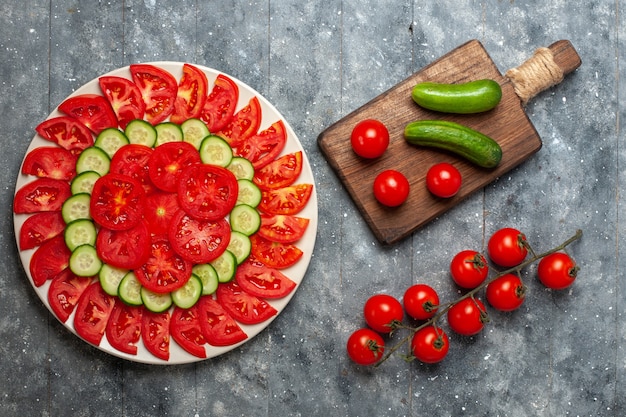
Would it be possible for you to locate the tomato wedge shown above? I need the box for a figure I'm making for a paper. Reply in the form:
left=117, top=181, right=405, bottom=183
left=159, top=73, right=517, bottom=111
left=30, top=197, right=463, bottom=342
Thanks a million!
left=35, top=116, right=94, bottom=155
left=199, top=74, right=239, bottom=133
left=141, top=310, right=170, bottom=361
left=22, top=147, right=77, bottom=180
left=148, top=141, right=201, bottom=193
left=217, top=96, right=262, bottom=147
left=130, top=64, right=178, bottom=125
left=110, top=144, right=155, bottom=195
left=135, top=237, right=193, bottom=294
left=176, top=164, right=238, bottom=221
left=58, top=94, right=118, bottom=134
left=235, top=120, right=286, bottom=170
left=170, top=304, right=207, bottom=358
left=14, top=178, right=71, bottom=214
left=96, top=221, right=151, bottom=270
left=235, top=257, right=297, bottom=299
left=216, top=281, right=278, bottom=325
left=169, top=211, right=231, bottom=264
left=29, top=235, right=71, bottom=287
left=47, top=269, right=92, bottom=323
left=144, top=192, right=180, bottom=236
left=73, top=282, right=116, bottom=346
left=99, top=75, right=146, bottom=129
left=170, top=63, right=208, bottom=124
left=105, top=302, right=143, bottom=355
left=250, top=234, right=303, bottom=269
left=258, top=183, right=313, bottom=216
left=19, top=211, right=66, bottom=250
left=197, top=295, right=247, bottom=347
left=90, top=173, right=146, bottom=230
left=253, top=151, right=303, bottom=191
left=257, top=214, right=309, bottom=244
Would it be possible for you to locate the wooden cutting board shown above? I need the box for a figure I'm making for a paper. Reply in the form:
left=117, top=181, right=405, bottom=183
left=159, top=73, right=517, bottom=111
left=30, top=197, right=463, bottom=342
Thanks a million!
left=317, top=39, right=581, bottom=245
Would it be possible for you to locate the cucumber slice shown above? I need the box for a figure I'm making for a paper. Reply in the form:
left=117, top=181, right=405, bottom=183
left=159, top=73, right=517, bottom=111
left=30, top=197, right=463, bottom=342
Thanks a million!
left=125, top=119, right=157, bottom=147
left=227, top=231, right=251, bottom=264
left=94, top=128, right=130, bottom=158
left=99, top=264, right=129, bottom=297
left=64, top=219, right=97, bottom=251
left=236, top=179, right=262, bottom=207
left=181, top=118, right=210, bottom=149
left=76, top=146, right=111, bottom=175
left=229, top=204, right=261, bottom=236
left=61, top=193, right=92, bottom=223
left=69, top=244, right=102, bottom=277
left=171, top=274, right=203, bottom=308
left=192, top=264, right=219, bottom=295
left=227, top=157, right=255, bottom=180
left=141, top=287, right=173, bottom=313
left=199, top=135, right=233, bottom=167
left=155, top=122, right=183, bottom=145
left=210, top=250, right=238, bottom=283
left=70, top=171, right=101, bottom=195
left=117, top=272, right=143, bottom=306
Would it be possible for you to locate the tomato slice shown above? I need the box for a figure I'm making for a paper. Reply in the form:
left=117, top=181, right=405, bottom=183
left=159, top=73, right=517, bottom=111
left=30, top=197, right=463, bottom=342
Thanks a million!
left=14, top=178, right=71, bottom=214
left=197, top=295, right=248, bottom=347
left=234, top=120, right=286, bottom=170
left=199, top=74, right=239, bottom=133
left=110, top=144, right=155, bottom=195
left=258, top=183, right=313, bottom=216
left=58, top=94, right=119, bottom=134
left=35, top=116, right=94, bottom=155
left=141, top=310, right=170, bottom=361
left=105, top=302, right=143, bottom=355
left=253, top=151, right=303, bottom=191
left=73, top=282, right=116, bottom=346
left=176, top=164, right=238, bottom=221
left=21, top=147, right=77, bottom=180
left=98, top=75, right=146, bottom=129
left=148, top=141, right=201, bottom=193
left=130, top=64, right=178, bottom=125
left=250, top=234, right=303, bottom=269
left=170, top=63, right=208, bottom=124
left=216, top=281, right=278, bottom=325
left=96, top=221, right=151, bottom=270
left=47, top=269, right=92, bottom=323
left=90, top=173, right=146, bottom=230
left=144, top=192, right=180, bottom=236
left=169, top=210, right=231, bottom=264
left=29, top=235, right=71, bottom=287
left=235, top=257, right=297, bottom=299
left=170, top=304, right=207, bottom=358
left=217, top=96, right=261, bottom=147
left=19, top=211, right=66, bottom=250
left=257, top=214, right=309, bottom=244
left=135, top=237, right=193, bottom=294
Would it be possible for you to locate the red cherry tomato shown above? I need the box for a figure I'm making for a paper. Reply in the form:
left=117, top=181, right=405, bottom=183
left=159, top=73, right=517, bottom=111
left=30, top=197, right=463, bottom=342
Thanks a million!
left=487, top=227, right=528, bottom=267
left=426, top=162, right=462, bottom=198
left=411, top=325, right=449, bottom=364
left=346, top=328, right=385, bottom=366
left=403, top=284, right=439, bottom=320
left=363, top=294, right=403, bottom=334
left=350, top=119, right=389, bottom=159
left=373, top=170, right=410, bottom=207
left=447, top=297, right=487, bottom=336
left=486, top=273, right=526, bottom=311
left=537, top=252, right=578, bottom=290
left=450, top=250, right=489, bottom=289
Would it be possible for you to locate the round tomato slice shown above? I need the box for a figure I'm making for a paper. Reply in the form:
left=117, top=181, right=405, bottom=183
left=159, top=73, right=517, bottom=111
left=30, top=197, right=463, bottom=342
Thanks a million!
left=253, top=151, right=303, bottom=191
left=217, top=96, right=261, bottom=147
left=144, top=192, right=180, bottom=236
left=148, top=141, right=201, bottom=193
left=135, top=237, right=193, bottom=294
left=257, top=214, right=309, bottom=244
left=141, top=310, right=170, bottom=361
left=105, top=302, right=143, bottom=355
left=19, top=211, right=66, bottom=250
left=96, top=221, right=151, bottom=270
left=90, top=173, right=146, bottom=230
left=22, top=146, right=77, bottom=180
left=110, top=144, right=155, bottom=195
left=169, top=210, right=231, bottom=264
left=73, top=282, right=116, bottom=346
left=130, top=64, right=178, bottom=125
left=170, top=63, right=208, bottom=124
left=29, top=235, right=71, bottom=287
left=197, top=295, right=247, bottom=347
left=176, top=164, right=238, bottom=221
left=47, top=269, right=92, bottom=323
left=235, top=257, right=297, bottom=299
left=258, top=183, right=313, bottom=216
left=170, top=305, right=207, bottom=358
left=98, top=75, right=146, bottom=129
left=235, top=120, right=287, bottom=170
left=35, top=116, right=94, bottom=155
left=14, top=178, right=71, bottom=214
left=216, top=281, right=278, bottom=325
left=250, top=234, right=303, bottom=269
left=58, top=94, right=119, bottom=134
left=199, top=74, right=239, bottom=133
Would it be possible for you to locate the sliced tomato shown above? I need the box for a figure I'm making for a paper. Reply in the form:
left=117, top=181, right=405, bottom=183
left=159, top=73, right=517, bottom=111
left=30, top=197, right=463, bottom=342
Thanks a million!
left=257, top=214, right=309, bottom=244
left=36, top=116, right=94, bottom=155
left=169, top=210, right=231, bottom=264
left=250, top=234, right=303, bottom=269
left=216, top=281, right=277, bottom=325
left=141, top=310, right=170, bottom=361
left=73, top=282, right=116, bottom=346
left=21, top=147, right=77, bottom=180
left=90, top=173, right=146, bottom=230
left=110, top=144, right=155, bottom=195
left=29, top=235, right=71, bottom=287
left=130, top=64, right=178, bottom=125
left=98, top=75, right=146, bottom=129
left=235, top=257, right=297, bottom=299
left=144, top=192, right=180, bottom=236
left=19, top=211, right=66, bottom=250
left=176, top=164, right=238, bottom=221
left=234, top=120, right=286, bottom=170
left=135, top=237, right=193, bottom=294
left=47, top=269, right=92, bottom=323
left=197, top=295, right=248, bottom=347
left=170, top=63, right=208, bottom=124
left=105, top=302, right=143, bottom=355
left=148, top=141, right=201, bottom=193
left=170, top=304, right=207, bottom=358
left=253, top=151, right=303, bottom=191
left=14, top=178, right=71, bottom=214
left=217, top=96, right=261, bottom=147
left=58, top=94, right=118, bottom=134
left=96, top=221, right=151, bottom=270
left=258, top=183, right=313, bottom=216
left=199, top=74, right=239, bottom=133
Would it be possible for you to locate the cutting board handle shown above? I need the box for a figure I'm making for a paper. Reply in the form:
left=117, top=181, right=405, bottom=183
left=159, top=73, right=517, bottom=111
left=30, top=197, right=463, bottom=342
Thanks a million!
left=505, top=40, right=582, bottom=105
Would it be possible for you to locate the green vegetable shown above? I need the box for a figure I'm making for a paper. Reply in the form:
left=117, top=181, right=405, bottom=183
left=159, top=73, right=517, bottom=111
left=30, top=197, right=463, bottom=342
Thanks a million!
left=411, top=79, right=502, bottom=114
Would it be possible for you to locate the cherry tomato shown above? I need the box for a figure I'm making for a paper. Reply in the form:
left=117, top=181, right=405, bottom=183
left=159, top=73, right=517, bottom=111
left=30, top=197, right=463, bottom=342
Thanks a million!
left=537, top=252, right=578, bottom=290
left=411, top=325, right=449, bottom=364
left=486, top=274, right=526, bottom=311
left=426, top=162, right=462, bottom=198
left=450, top=250, right=489, bottom=289
left=350, top=119, right=389, bottom=159
left=373, top=169, right=410, bottom=207
left=487, top=227, right=528, bottom=267
left=447, top=297, right=487, bottom=336
left=363, top=294, right=403, bottom=334
left=403, top=284, right=439, bottom=320
left=346, top=328, right=385, bottom=366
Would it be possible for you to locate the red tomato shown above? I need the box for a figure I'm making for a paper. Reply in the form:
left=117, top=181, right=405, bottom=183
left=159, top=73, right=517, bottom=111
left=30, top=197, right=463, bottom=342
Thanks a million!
left=135, top=238, right=193, bottom=294
left=141, top=310, right=171, bottom=361
left=169, top=211, right=231, bottom=264
left=29, top=235, right=71, bottom=287
left=170, top=304, right=207, bottom=358
left=199, top=73, right=239, bottom=133
left=144, top=192, right=180, bottom=236
left=170, top=63, right=208, bottom=124
left=47, top=269, right=92, bottom=323
left=90, top=173, right=146, bottom=230
left=73, top=282, right=116, bottom=346
left=350, top=119, right=389, bottom=159
left=58, top=94, right=118, bottom=134
left=110, top=144, right=155, bottom=195
left=218, top=96, right=262, bottom=147
left=35, top=116, right=94, bottom=155
left=403, top=284, right=439, bottom=321
left=197, top=295, right=248, bottom=347
left=486, top=273, right=526, bottom=311
left=488, top=228, right=528, bottom=267
left=373, top=170, right=410, bottom=207
left=537, top=252, right=578, bottom=290
left=235, top=120, right=287, bottom=170
left=235, top=257, right=297, bottom=299
left=96, top=221, right=151, bottom=270
left=250, top=234, right=303, bottom=269
left=447, top=297, right=487, bottom=336
left=257, top=214, right=309, bottom=244
left=216, top=281, right=278, bottom=325
left=105, top=302, right=143, bottom=355
left=14, top=178, right=71, bottom=214
left=346, top=328, right=385, bottom=366
left=411, top=325, right=449, bottom=364
left=176, top=163, right=238, bottom=221
left=22, top=147, right=77, bottom=180
left=253, top=151, right=303, bottom=191
left=363, top=294, right=403, bottom=334
left=19, top=211, right=65, bottom=250
left=148, top=141, right=201, bottom=193
left=258, top=183, right=313, bottom=215
left=450, top=250, right=489, bottom=289
left=130, top=64, right=178, bottom=125
left=426, top=162, right=462, bottom=198
left=98, top=75, right=146, bottom=129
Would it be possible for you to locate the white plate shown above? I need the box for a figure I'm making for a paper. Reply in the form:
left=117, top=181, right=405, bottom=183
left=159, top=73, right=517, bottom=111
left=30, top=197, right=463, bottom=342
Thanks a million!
left=13, top=63, right=317, bottom=365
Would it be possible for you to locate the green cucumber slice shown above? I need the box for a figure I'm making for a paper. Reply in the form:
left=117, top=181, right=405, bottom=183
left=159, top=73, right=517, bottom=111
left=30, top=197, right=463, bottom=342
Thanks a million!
left=99, top=264, right=129, bottom=297
left=227, top=157, right=255, bottom=180
left=181, top=118, right=210, bottom=149
left=64, top=219, right=97, bottom=251
left=70, top=171, right=100, bottom=195
left=69, top=244, right=102, bottom=277
left=210, top=250, right=238, bottom=283
left=61, top=193, right=92, bottom=223
left=140, top=287, right=173, bottom=313
left=76, top=146, right=110, bottom=175
left=171, top=274, right=203, bottom=308
left=199, top=135, right=233, bottom=167
left=236, top=179, right=262, bottom=207
left=125, top=119, right=157, bottom=147
left=94, top=128, right=130, bottom=158
left=155, top=122, right=184, bottom=145
left=117, top=272, right=143, bottom=306
left=192, top=264, right=220, bottom=295
left=227, top=231, right=251, bottom=265
left=229, top=204, right=261, bottom=236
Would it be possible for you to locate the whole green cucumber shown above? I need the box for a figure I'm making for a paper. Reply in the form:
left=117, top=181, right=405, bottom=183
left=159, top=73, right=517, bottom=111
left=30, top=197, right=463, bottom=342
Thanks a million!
left=404, top=120, right=502, bottom=168
left=411, top=79, right=502, bottom=114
